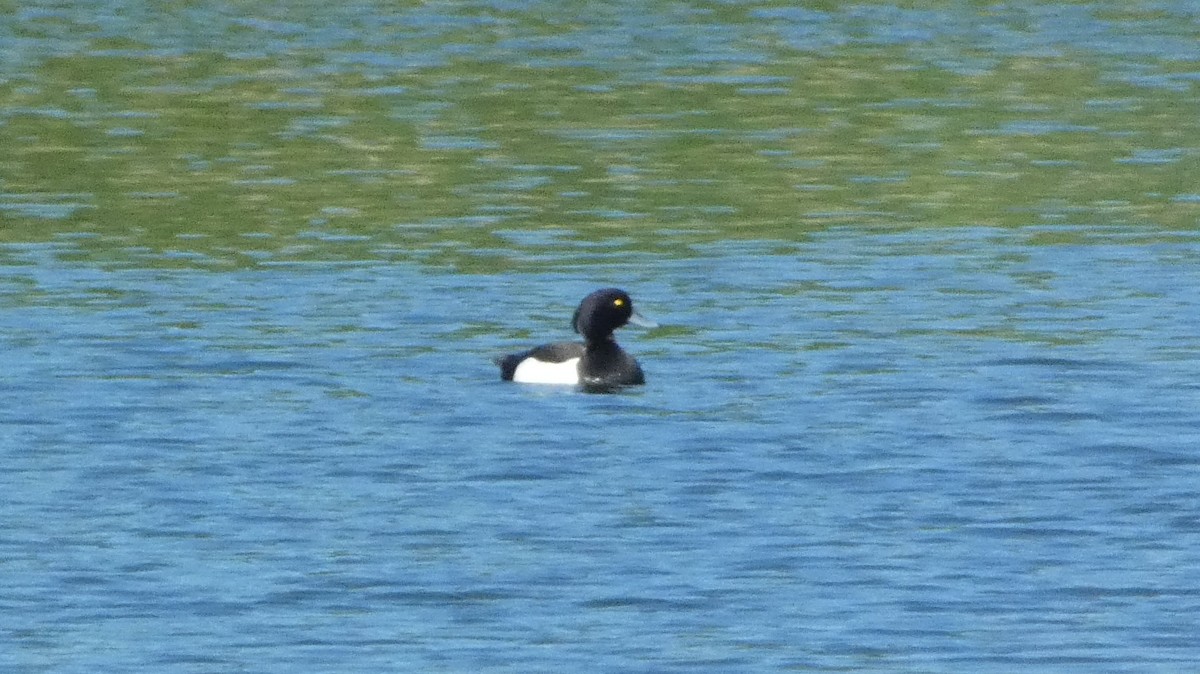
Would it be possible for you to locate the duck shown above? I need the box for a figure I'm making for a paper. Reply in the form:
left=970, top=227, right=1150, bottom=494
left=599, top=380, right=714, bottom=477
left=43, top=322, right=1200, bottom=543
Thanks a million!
left=497, top=288, right=655, bottom=391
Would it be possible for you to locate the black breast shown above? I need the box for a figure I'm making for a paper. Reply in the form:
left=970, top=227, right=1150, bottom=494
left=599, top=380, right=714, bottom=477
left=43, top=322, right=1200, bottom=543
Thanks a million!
left=579, top=341, right=644, bottom=391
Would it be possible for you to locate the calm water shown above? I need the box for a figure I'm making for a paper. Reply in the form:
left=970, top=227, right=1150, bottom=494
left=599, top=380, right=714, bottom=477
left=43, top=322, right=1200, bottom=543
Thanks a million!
left=4, top=2, right=1200, bottom=672
left=6, top=230, right=1200, bottom=672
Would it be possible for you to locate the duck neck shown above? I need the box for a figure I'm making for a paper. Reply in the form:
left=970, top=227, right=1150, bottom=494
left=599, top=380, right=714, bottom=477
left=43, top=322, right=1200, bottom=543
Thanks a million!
left=583, top=335, right=617, bottom=352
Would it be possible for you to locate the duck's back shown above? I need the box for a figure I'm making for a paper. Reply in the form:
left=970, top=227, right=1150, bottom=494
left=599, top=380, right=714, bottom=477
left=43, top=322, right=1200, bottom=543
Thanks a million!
left=498, top=342, right=585, bottom=382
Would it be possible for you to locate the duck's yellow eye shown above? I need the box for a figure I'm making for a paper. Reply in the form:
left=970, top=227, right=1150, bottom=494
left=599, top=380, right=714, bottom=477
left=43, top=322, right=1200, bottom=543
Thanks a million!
left=613, top=298, right=624, bottom=307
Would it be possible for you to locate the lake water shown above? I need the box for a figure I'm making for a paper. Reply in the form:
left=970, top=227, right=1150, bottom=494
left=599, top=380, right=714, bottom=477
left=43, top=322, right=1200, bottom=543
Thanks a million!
left=3, top=2, right=1200, bottom=672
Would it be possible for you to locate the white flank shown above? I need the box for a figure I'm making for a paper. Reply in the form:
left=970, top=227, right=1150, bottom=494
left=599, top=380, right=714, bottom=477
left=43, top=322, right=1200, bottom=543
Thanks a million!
left=512, top=357, right=581, bottom=385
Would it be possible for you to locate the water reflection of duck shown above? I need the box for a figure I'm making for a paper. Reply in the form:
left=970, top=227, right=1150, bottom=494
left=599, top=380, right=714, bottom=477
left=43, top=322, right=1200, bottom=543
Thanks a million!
left=497, top=288, right=655, bottom=391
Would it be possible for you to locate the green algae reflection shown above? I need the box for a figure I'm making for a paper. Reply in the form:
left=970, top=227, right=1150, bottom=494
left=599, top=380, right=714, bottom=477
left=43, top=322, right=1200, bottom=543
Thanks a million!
left=2, top=5, right=1197, bottom=270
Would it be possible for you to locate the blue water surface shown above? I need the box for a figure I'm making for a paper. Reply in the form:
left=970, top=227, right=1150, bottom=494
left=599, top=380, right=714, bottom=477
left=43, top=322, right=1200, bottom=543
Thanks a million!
left=4, top=227, right=1200, bottom=672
